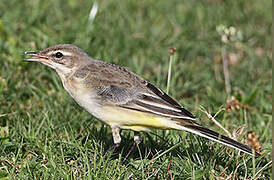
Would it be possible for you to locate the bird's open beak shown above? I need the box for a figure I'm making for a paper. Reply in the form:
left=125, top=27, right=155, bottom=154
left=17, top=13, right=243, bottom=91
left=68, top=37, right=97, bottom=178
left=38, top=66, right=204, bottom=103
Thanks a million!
left=23, top=51, right=50, bottom=62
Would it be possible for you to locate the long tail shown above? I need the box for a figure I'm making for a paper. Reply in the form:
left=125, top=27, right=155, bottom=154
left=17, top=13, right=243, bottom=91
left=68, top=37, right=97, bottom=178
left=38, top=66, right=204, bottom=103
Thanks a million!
left=174, top=121, right=260, bottom=157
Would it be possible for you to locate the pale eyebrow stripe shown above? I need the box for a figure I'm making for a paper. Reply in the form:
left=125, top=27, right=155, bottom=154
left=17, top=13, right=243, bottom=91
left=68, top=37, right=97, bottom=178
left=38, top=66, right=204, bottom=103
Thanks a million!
left=47, top=50, right=72, bottom=56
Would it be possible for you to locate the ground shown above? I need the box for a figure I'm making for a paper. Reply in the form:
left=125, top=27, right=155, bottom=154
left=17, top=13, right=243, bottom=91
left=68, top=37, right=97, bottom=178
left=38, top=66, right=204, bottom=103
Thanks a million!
left=0, top=0, right=272, bottom=179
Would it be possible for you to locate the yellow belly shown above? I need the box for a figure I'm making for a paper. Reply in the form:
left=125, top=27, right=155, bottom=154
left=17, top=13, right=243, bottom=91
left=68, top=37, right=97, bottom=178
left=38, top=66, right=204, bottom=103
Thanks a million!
left=98, top=105, right=174, bottom=131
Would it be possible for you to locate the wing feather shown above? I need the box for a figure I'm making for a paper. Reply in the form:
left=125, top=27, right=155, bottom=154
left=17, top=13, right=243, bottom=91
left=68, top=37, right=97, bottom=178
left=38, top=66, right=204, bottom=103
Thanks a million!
left=143, top=82, right=196, bottom=119
left=82, top=61, right=196, bottom=120
left=118, top=82, right=196, bottom=120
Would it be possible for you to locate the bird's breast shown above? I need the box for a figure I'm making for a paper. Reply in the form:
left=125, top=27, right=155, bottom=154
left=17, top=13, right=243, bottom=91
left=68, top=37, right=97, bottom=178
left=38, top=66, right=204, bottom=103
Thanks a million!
left=60, top=75, right=104, bottom=119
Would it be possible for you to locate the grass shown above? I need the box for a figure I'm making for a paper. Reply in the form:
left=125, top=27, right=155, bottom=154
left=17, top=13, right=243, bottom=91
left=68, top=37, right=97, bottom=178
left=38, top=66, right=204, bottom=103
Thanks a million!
left=0, top=0, right=272, bottom=179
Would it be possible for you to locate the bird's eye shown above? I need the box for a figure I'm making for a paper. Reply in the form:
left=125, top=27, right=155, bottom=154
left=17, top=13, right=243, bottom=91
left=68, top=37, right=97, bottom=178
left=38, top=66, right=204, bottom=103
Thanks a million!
left=55, top=52, right=63, bottom=58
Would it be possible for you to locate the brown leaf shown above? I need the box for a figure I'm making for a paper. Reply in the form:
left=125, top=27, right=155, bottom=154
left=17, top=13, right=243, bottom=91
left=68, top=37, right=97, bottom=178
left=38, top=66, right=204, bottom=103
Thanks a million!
left=247, top=132, right=262, bottom=154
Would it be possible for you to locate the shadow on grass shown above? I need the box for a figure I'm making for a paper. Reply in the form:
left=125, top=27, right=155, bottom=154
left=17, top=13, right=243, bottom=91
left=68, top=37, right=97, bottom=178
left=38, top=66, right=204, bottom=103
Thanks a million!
left=84, top=125, right=268, bottom=173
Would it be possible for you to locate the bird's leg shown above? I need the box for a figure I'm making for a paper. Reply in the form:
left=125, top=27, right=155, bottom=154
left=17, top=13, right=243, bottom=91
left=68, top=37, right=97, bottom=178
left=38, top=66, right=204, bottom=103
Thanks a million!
left=123, top=132, right=142, bottom=162
left=104, top=127, right=121, bottom=155
left=133, top=132, right=142, bottom=145
left=112, top=127, right=122, bottom=146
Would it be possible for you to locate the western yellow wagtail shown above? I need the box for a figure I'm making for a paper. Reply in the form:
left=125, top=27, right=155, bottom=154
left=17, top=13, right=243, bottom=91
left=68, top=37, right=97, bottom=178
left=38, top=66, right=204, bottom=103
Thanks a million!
left=24, top=44, right=259, bottom=157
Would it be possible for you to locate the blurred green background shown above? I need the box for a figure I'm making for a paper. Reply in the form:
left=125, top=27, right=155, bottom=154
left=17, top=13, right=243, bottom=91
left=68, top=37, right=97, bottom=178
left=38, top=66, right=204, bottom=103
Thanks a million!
left=0, top=0, right=272, bottom=179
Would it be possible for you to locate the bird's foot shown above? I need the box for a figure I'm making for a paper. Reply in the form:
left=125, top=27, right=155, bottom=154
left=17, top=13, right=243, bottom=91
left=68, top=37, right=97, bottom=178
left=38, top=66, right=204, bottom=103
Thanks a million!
left=122, top=132, right=142, bottom=164
left=103, top=143, right=120, bottom=156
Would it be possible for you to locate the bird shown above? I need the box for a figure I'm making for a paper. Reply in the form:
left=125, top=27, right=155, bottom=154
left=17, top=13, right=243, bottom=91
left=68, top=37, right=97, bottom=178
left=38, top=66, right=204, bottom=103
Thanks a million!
left=24, top=44, right=259, bottom=157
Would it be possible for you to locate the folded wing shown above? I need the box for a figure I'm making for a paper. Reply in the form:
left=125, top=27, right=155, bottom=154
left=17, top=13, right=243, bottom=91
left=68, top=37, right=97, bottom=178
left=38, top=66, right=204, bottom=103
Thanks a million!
left=98, top=80, right=196, bottom=120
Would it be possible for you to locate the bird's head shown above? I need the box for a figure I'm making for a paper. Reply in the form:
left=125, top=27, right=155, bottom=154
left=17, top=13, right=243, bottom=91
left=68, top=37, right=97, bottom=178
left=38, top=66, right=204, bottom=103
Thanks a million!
left=24, top=44, right=90, bottom=74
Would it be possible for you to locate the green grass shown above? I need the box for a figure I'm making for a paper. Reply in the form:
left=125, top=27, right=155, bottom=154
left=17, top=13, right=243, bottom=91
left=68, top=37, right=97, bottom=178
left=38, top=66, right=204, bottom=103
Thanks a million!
left=0, top=0, right=272, bottom=179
